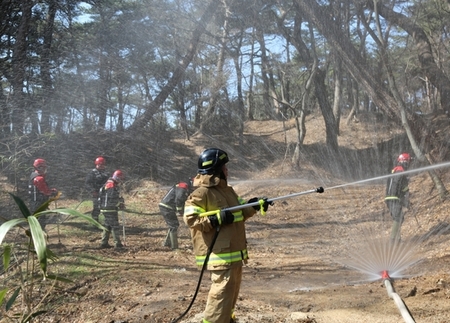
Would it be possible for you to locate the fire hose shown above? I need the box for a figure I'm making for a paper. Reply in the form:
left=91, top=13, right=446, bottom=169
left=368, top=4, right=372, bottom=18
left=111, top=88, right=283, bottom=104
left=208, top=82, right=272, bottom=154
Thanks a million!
left=381, top=271, right=416, bottom=323
left=171, top=186, right=324, bottom=323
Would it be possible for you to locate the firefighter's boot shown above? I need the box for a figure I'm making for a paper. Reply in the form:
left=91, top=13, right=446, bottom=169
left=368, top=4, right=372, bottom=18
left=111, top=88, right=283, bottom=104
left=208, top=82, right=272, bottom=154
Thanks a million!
left=100, top=230, right=110, bottom=248
left=163, top=230, right=171, bottom=247
left=111, top=227, right=123, bottom=248
left=169, top=230, right=178, bottom=250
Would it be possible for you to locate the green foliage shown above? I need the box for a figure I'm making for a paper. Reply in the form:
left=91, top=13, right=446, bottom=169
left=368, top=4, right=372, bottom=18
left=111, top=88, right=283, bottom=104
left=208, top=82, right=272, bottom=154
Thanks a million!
left=0, top=193, right=106, bottom=322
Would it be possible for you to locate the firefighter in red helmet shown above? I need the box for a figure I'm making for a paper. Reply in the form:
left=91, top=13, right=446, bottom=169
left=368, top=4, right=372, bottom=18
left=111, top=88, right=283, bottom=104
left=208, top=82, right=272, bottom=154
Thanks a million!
left=98, top=170, right=125, bottom=248
left=183, top=148, right=272, bottom=323
left=385, top=153, right=412, bottom=243
left=28, top=158, right=58, bottom=229
left=85, top=156, right=110, bottom=222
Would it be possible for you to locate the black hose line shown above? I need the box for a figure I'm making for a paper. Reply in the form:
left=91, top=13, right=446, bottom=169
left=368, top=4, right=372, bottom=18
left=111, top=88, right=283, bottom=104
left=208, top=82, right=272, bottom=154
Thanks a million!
left=171, top=226, right=221, bottom=323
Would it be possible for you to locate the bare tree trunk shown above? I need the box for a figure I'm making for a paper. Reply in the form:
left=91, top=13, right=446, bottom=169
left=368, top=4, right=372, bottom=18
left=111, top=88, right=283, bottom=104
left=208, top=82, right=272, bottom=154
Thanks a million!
left=11, top=0, right=33, bottom=135
left=247, top=27, right=256, bottom=121
left=177, top=81, right=189, bottom=140
left=39, top=0, right=57, bottom=134
left=231, top=28, right=246, bottom=146
left=332, top=55, right=342, bottom=134
left=200, top=0, right=228, bottom=132
left=255, top=25, right=273, bottom=119
left=129, top=0, right=220, bottom=132
left=346, top=78, right=359, bottom=125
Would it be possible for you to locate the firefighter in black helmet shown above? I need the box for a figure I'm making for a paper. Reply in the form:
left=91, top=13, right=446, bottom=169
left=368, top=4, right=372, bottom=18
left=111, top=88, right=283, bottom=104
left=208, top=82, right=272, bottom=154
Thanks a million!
left=184, top=148, right=272, bottom=323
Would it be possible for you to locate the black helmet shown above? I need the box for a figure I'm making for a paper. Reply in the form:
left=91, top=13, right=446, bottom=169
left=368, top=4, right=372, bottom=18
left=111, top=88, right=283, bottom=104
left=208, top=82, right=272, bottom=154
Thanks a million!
left=197, top=148, right=229, bottom=175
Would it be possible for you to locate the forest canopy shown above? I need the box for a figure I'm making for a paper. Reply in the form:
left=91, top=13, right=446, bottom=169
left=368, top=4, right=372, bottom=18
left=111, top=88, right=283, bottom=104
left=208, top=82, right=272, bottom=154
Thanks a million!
left=1, top=0, right=449, bottom=196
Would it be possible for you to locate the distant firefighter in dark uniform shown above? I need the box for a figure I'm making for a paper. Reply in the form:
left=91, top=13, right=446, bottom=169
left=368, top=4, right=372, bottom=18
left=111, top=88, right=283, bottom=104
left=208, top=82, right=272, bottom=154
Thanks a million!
left=158, top=179, right=193, bottom=249
left=85, top=156, right=109, bottom=222
left=385, top=153, right=411, bottom=243
left=99, top=170, right=125, bottom=249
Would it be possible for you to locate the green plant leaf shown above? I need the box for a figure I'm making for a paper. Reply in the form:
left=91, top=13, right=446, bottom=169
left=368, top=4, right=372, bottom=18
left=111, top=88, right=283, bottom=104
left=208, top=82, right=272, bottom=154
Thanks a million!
left=8, top=193, right=31, bottom=218
left=6, top=287, right=20, bottom=311
left=34, top=191, right=61, bottom=215
left=0, top=218, right=27, bottom=245
left=27, top=216, right=47, bottom=275
left=46, top=248, right=59, bottom=263
left=34, top=200, right=53, bottom=214
left=0, top=288, right=7, bottom=307
left=23, top=310, right=47, bottom=322
left=39, top=208, right=107, bottom=231
left=46, top=274, right=73, bottom=284
left=2, top=244, right=11, bottom=271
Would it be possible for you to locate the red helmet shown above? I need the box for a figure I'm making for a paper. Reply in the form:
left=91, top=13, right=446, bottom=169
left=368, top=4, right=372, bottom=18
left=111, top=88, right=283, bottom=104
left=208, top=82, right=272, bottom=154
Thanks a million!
left=95, top=156, right=106, bottom=166
left=397, top=153, right=411, bottom=163
left=397, top=153, right=411, bottom=169
left=33, top=158, right=46, bottom=169
left=112, top=170, right=124, bottom=182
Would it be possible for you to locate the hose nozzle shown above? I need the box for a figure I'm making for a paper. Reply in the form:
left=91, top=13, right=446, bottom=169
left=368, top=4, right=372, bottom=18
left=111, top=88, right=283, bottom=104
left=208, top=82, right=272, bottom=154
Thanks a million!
left=316, top=187, right=324, bottom=193
left=381, top=270, right=390, bottom=281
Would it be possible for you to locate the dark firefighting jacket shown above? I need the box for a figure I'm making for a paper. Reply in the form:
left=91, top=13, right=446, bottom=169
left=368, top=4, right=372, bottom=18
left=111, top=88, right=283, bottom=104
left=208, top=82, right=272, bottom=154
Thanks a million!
left=99, top=178, right=123, bottom=211
left=29, top=171, right=53, bottom=212
left=85, top=168, right=110, bottom=197
left=385, top=165, right=409, bottom=206
left=183, top=174, right=256, bottom=270
left=158, top=182, right=190, bottom=214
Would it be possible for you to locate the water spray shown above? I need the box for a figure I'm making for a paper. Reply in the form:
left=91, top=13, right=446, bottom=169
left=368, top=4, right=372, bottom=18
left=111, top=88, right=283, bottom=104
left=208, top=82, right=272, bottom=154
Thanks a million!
left=326, top=161, right=450, bottom=191
left=381, top=270, right=416, bottom=323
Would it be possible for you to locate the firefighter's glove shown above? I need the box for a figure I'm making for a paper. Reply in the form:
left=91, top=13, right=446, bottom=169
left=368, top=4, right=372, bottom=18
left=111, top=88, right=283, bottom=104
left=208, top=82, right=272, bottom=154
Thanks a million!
left=208, top=210, right=234, bottom=228
left=248, top=197, right=273, bottom=215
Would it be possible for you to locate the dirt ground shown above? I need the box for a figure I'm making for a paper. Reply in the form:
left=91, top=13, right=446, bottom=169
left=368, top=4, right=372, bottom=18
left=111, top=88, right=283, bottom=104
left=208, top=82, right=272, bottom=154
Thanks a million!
left=22, top=167, right=449, bottom=323
left=2, top=115, right=450, bottom=323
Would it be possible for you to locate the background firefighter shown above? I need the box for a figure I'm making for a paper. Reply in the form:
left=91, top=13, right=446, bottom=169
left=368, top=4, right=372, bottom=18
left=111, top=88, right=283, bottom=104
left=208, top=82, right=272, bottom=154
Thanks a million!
left=28, top=158, right=58, bottom=229
left=99, top=170, right=125, bottom=249
left=183, top=148, right=272, bottom=323
left=158, top=179, right=193, bottom=250
left=385, top=153, right=411, bottom=243
left=85, top=156, right=110, bottom=222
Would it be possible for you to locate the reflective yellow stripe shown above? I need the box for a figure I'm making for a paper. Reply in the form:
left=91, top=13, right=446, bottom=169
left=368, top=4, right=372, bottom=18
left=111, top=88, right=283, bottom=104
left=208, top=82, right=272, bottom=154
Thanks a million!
left=385, top=196, right=400, bottom=200
left=196, top=249, right=248, bottom=266
left=159, top=203, right=173, bottom=209
left=238, top=196, right=246, bottom=205
left=185, top=206, right=244, bottom=223
left=233, top=211, right=243, bottom=222
left=184, top=205, right=205, bottom=215
left=202, top=160, right=213, bottom=167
